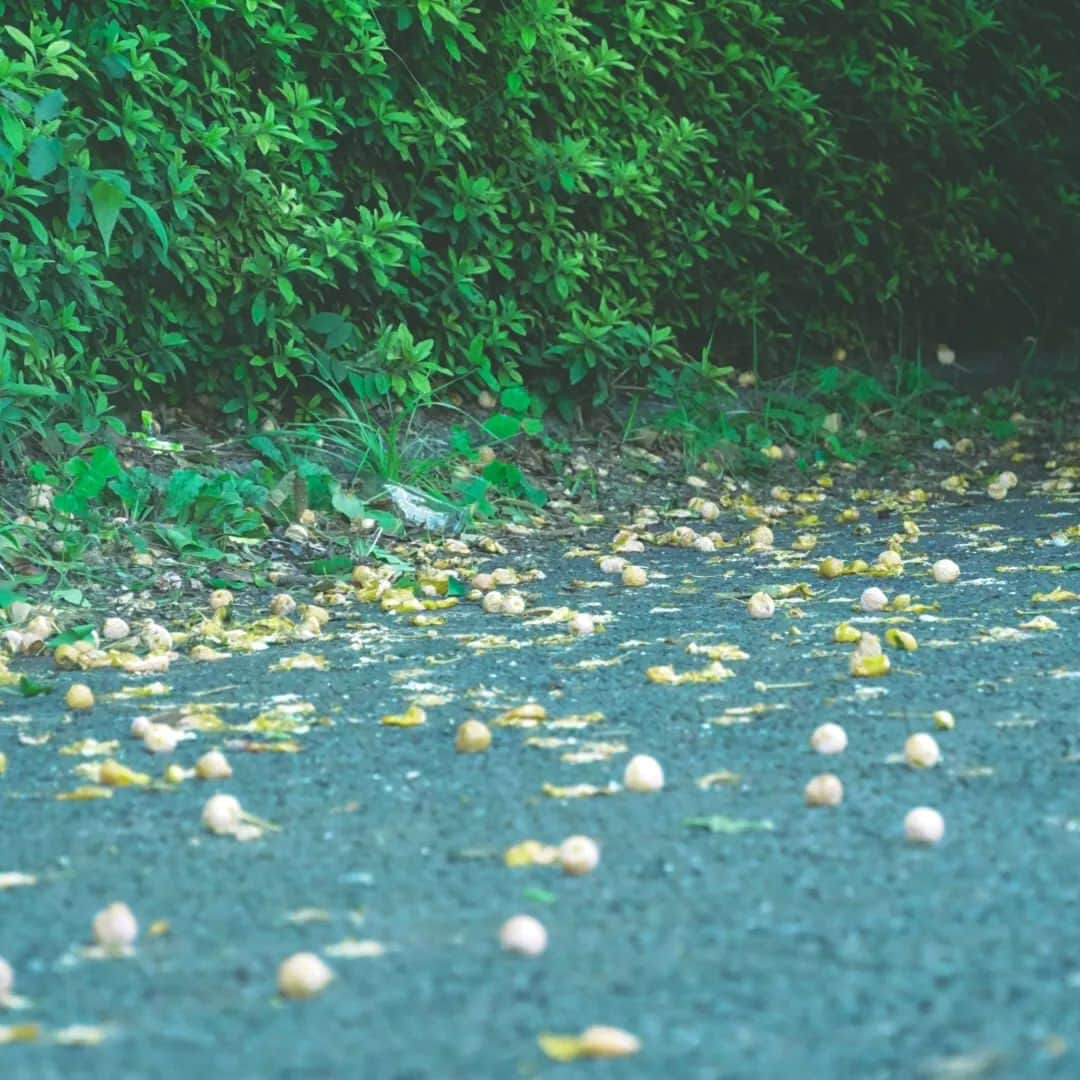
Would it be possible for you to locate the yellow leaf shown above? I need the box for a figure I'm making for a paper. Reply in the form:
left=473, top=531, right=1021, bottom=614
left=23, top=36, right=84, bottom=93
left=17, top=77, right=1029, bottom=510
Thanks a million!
left=504, top=840, right=560, bottom=868
left=98, top=759, right=152, bottom=786
left=381, top=704, right=427, bottom=727
left=542, top=781, right=620, bottom=799
left=1031, top=587, right=1078, bottom=603
left=537, top=1033, right=587, bottom=1062
left=851, top=654, right=891, bottom=678
left=884, top=628, right=918, bottom=651
left=833, top=623, right=862, bottom=644
left=269, top=652, right=330, bottom=672
left=56, top=786, right=114, bottom=801
left=695, top=770, right=741, bottom=789
left=0, top=1023, right=41, bottom=1044
left=493, top=703, right=547, bottom=726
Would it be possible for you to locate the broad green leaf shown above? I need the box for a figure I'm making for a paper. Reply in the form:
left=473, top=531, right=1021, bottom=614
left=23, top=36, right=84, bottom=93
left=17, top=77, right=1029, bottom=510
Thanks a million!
left=27, top=137, right=61, bottom=179
left=89, top=179, right=127, bottom=254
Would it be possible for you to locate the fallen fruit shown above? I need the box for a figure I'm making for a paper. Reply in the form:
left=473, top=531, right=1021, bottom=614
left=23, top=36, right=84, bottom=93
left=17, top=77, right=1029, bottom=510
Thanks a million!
left=804, top=773, right=844, bottom=807
left=932, top=559, right=960, bottom=584
left=810, top=723, right=847, bottom=755
left=860, top=586, right=888, bottom=612
left=92, top=902, right=138, bottom=951
left=455, top=720, right=492, bottom=754
left=202, top=793, right=243, bottom=835
left=195, top=750, right=233, bottom=780
left=277, top=952, right=334, bottom=998
left=622, top=565, right=648, bottom=587
left=932, top=709, right=956, bottom=731
left=559, top=835, right=600, bottom=876
left=904, top=806, right=945, bottom=845
left=623, top=754, right=664, bottom=792
left=579, top=1025, right=642, bottom=1058
left=498, top=915, right=548, bottom=956
left=65, top=683, right=94, bottom=710
left=747, top=592, right=775, bottom=619
left=904, top=733, right=941, bottom=769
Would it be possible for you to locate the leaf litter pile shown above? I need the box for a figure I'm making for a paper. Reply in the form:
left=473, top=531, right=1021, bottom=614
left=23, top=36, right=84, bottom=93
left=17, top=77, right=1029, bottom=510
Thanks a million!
left=1, top=436, right=1078, bottom=1076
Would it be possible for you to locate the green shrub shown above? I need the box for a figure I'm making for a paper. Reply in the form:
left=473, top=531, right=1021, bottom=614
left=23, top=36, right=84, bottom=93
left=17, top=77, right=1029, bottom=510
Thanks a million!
left=0, top=0, right=1076, bottom=434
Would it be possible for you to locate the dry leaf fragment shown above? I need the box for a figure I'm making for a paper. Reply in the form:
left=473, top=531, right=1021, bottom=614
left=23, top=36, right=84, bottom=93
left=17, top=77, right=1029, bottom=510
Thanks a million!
left=695, top=770, right=741, bottom=788
left=56, top=786, right=114, bottom=801
left=0, top=872, right=37, bottom=890
left=270, top=652, right=330, bottom=671
left=542, top=781, right=620, bottom=799
left=0, top=1023, right=41, bottom=1044
left=493, top=703, right=547, bottom=726
left=504, top=840, right=561, bottom=868
left=381, top=704, right=427, bottom=727
left=1031, top=587, right=1078, bottom=603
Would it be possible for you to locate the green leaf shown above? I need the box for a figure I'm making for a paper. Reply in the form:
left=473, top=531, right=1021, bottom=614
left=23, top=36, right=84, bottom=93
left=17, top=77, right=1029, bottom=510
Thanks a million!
left=33, top=89, right=64, bottom=122
left=251, top=291, right=267, bottom=327
left=482, top=413, right=521, bottom=441
left=89, top=179, right=127, bottom=254
left=27, top=136, right=61, bottom=179
left=130, top=194, right=168, bottom=256
left=17, top=675, right=53, bottom=697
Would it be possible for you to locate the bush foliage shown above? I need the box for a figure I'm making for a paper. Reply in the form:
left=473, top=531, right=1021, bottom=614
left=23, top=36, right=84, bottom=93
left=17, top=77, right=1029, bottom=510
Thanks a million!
left=1, top=0, right=1077, bottom=427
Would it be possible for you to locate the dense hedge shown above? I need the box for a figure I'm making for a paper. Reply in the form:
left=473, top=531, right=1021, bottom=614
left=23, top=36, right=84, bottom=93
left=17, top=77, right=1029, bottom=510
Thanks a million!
left=1, top=0, right=1077, bottom=423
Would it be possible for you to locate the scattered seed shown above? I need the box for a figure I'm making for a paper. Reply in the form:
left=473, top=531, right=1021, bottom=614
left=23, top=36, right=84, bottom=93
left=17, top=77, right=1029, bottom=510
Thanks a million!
left=498, top=915, right=548, bottom=956
left=559, top=835, right=600, bottom=876
left=805, top=773, right=844, bottom=807
left=810, top=723, right=848, bottom=755
left=623, top=754, right=664, bottom=792
left=904, top=733, right=941, bottom=769
left=65, top=683, right=94, bottom=710
left=455, top=720, right=492, bottom=754
left=277, top=952, right=334, bottom=999
left=904, top=806, right=945, bottom=845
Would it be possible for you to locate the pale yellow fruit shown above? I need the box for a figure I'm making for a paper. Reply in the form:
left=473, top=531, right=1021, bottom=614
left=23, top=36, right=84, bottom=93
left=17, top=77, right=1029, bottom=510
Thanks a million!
left=53, top=643, right=81, bottom=670
left=143, top=724, right=180, bottom=754
left=904, top=733, right=941, bottom=769
left=932, top=709, right=956, bottom=731
left=804, top=773, right=844, bottom=807
left=860, top=587, right=888, bottom=612
left=455, top=720, right=492, bottom=754
left=936, top=344, right=956, bottom=366
left=65, top=683, right=94, bottom=710
left=559, top=835, right=600, bottom=876
left=579, top=1025, right=641, bottom=1058
left=92, top=902, right=138, bottom=950
left=622, top=565, right=648, bottom=587
left=818, top=556, right=845, bottom=579
left=876, top=550, right=903, bottom=571
left=270, top=593, right=297, bottom=617
left=623, top=754, right=664, bottom=792
left=202, top=793, right=243, bottom=835
left=987, top=482, right=1008, bottom=501
left=502, top=592, right=526, bottom=615
left=904, top=806, right=945, bottom=845
left=277, top=952, right=334, bottom=998
left=747, top=525, right=774, bottom=549
left=747, top=592, right=775, bottom=619
left=696, top=500, right=720, bottom=522
left=997, top=471, right=1018, bottom=490
left=102, top=617, right=130, bottom=641
left=598, top=556, right=626, bottom=574
left=143, top=622, right=173, bottom=653
left=810, top=723, right=847, bottom=755
left=569, top=612, right=596, bottom=635
left=130, top=716, right=152, bottom=739
left=209, top=589, right=233, bottom=611
left=498, top=914, right=548, bottom=956
left=932, top=559, right=960, bottom=584
left=195, top=750, right=232, bottom=780
left=482, top=591, right=505, bottom=614
left=471, top=572, right=495, bottom=591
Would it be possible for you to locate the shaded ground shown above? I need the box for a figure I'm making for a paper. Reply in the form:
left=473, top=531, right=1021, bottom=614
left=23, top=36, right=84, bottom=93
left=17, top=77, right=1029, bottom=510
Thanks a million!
left=1, top=437, right=1079, bottom=1078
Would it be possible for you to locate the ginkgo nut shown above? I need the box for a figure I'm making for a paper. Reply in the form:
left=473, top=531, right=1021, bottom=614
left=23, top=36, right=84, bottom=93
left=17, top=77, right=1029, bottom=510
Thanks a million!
left=804, top=773, right=844, bottom=807
left=277, top=952, right=334, bottom=998
left=93, top=902, right=138, bottom=950
left=810, top=723, right=848, bottom=755
left=932, top=559, right=960, bottom=584
left=904, top=733, right=941, bottom=769
left=559, top=835, right=600, bottom=876
left=65, top=683, right=94, bottom=710
left=747, top=592, right=775, bottom=619
left=904, top=807, right=945, bottom=844
left=202, top=793, right=243, bottom=835
left=498, top=915, right=548, bottom=956
left=623, top=754, right=664, bottom=792
left=195, top=750, right=232, bottom=780
left=455, top=720, right=492, bottom=754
